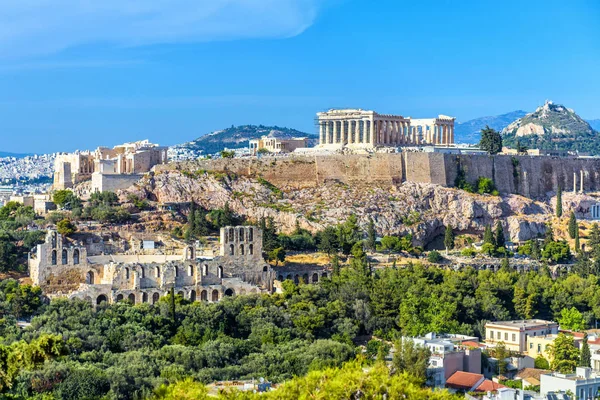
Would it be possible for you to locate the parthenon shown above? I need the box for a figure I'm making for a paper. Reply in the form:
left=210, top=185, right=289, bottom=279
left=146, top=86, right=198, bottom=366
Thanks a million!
left=316, top=109, right=455, bottom=148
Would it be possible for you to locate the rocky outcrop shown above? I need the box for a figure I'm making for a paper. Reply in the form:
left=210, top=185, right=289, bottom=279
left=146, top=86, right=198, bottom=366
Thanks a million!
left=122, top=170, right=557, bottom=247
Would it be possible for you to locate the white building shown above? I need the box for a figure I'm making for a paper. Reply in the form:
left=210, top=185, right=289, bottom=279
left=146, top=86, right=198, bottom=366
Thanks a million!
left=541, top=367, right=600, bottom=399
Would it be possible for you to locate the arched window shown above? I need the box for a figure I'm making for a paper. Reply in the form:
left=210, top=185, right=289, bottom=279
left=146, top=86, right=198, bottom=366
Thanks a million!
left=249, top=244, right=253, bottom=255
left=51, top=250, right=57, bottom=265
left=116, top=294, right=124, bottom=302
left=190, top=290, right=196, bottom=302
left=125, top=267, right=130, bottom=280
left=303, top=273, right=309, bottom=284
left=142, top=292, right=148, bottom=303
left=52, top=232, right=57, bottom=248
left=86, top=271, right=94, bottom=284
left=217, top=266, right=223, bottom=279
left=174, top=267, right=179, bottom=277
left=73, top=249, right=80, bottom=265
left=240, top=244, right=244, bottom=255
left=156, top=266, right=161, bottom=278
left=128, top=293, right=136, bottom=304
left=248, top=228, right=253, bottom=242
left=97, top=294, right=107, bottom=305
left=224, top=288, right=234, bottom=297
left=201, top=290, right=208, bottom=301
left=263, top=266, right=268, bottom=272
left=312, top=273, right=319, bottom=283
left=211, top=290, right=219, bottom=301
left=228, top=228, right=234, bottom=242
left=294, top=274, right=299, bottom=284
left=187, top=247, right=194, bottom=260
left=229, top=244, right=234, bottom=255
left=203, top=264, right=208, bottom=276
left=188, top=265, right=194, bottom=276
left=140, top=266, right=145, bottom=279
left=152, top=292, right=160, bottom=304
left=239, top=228, right=244, bottom=241
left=62, top=249, right=68, bottom=265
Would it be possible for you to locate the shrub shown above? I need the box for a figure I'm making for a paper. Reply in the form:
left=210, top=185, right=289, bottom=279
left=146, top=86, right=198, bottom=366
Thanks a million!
left=427, top=250, right=442, bottom=263
left=57, top=219, right=77, bottom=236
left=461, top=247, right=476, bottom=257
left=476, top=177, right=497, bottom=195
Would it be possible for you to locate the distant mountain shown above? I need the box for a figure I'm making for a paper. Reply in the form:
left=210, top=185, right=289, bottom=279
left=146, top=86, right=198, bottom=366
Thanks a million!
left=502, top=101, right=600, bottom=154
left=173, top=125, right=316, bottom=155
left=454, top=110, right=528, bottom=144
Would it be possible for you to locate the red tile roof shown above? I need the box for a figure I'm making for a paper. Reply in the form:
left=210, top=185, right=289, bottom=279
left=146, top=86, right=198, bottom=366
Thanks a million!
left=446, top=371, right=484, bottom=390
left=461, top=341, right=484, bottom=348
left=475, top=379, right=507, bottom=392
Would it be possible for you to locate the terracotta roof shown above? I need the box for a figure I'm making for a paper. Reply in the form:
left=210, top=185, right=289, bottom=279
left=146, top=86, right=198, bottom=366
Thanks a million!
left=446, top=371, right=484, bottom=390
left=516, top=368, right=551, bottom=381
left=475, top=379, right=507, bottom=392
left=461, top=341, right=484, bottom=348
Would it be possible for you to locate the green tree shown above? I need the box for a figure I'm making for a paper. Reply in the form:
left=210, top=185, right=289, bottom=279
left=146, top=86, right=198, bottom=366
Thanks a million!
left=268, top=247, right=286, bottom=267
left=220, top=150, right=235, bottom=158
left=477, top=177, right=497, bottom=195
left=495, top=221, right=506, bottom=249
left=479, top=125, right=502, bottom=155
left=548, top=333, right=580, bottom=373
left=56, top=219, right=76, bottom=237
left=392, top=338, right=432, bottom=384
left=542, top=241, right=571, bottom=263
left=534, top=355, right=550, bottom=370
left=380, top=236, right=400, bottom=254
left=427, top=250, right=442, bottom=263
left=317, top=226, right=340, bottom=256
left=483, top=224, right=495, bottom=247
left=444, top=225, right=455, bottom=255
left=568, top=211, right=577, bottom=239
left=556, top=186, right=563, bottom=218
left=558, top=307, right=585, bottom=332
left=575, top=226, right=580, bottom=253
left=580, top=333, right=591, bottom=368
left=531, top=240, right=541, bottom=260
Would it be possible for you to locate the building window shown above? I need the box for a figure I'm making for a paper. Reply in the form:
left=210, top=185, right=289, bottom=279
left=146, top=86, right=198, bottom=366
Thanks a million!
left=248, top=228, right=253, bottom=242
left=62, top=249, right=68, bottom=265
left=249, top=244, right=253, bottom=255
left=497, top=332, right=501, bottom=340
left=156, top=266, right=161, bottom=278
left=239, top=228, right=244, bottom=241
left=228, top=228, right=234, bottom=242
left=202, top=264, right=208, bottom=276
left=229, top=244, right=234, bottom=255
left=217, top=266, right=223, bottom=279
left=512, top=333, right=516, bottom=342
left=489, top=330, right=493, bottom=339
left=504, top=332, right=508, bottom=341
left=530, top=342, right=533, bottom=349
left=537, top=344, right=541, bottom=353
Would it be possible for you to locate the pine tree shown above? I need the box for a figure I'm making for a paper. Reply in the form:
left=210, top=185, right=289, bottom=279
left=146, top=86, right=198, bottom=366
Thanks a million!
left=580, top=333, right=591, bottom=368
left=568, top=212, right=577, bottom=239
left=556, top=186, right=563, bottom=218
left=483, top=224, right=495, bottom=246
left=495, top=221, right=506, bottom=249
left=500, top=256, right=510, bottom=271
left=444, top=225, right=455, bottom=255
left=366, top=217, right=377, bottom=252
left=479, top=126, right=503, bottom=155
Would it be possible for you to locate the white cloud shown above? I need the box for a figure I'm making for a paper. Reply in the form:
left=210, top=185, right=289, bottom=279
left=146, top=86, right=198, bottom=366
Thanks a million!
left=0, top=0, right=326, bottom=58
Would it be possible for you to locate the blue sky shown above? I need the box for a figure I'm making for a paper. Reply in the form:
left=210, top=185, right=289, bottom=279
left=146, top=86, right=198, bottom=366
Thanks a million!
left=1, top=0, right=599, bottom=154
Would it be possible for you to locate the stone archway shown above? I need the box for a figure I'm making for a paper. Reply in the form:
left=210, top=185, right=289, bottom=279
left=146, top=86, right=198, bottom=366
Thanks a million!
left=97, top=294, right=108, bottom=305
left=302, top=273, right=309, bottom=284
left=142, top=292, right=149, bottom=303
left=128, top=293, right=135, bottom=304
left=224, top=288, right=235, bottom=297
left=116, top=294, right=124, bottom=302
left=190, top=290, right=196, bottom=302
left=152, top=292, right=160, bottom=304
left=312, top=273, right=319, bottom=283
left=211, top=289, right=219, bottom=301
left=201, top=290, right=208, bottom=301
left=86, top=271, right=94, bottom=284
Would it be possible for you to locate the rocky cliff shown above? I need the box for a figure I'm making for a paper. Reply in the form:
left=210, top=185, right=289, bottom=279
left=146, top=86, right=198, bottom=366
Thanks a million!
left=122, top=170, right=558, bottom=246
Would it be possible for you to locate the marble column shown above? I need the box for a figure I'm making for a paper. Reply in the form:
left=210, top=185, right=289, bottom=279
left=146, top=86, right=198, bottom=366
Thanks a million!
left=333, top=121, right=338, bottom=144
left=370, top=119, right=375, bottom=145
left=320, top=123, right=324, bottom=144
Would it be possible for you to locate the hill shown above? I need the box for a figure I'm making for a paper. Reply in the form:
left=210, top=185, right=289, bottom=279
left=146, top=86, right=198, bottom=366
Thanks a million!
left=502, top=101, right=600, bottom=154
left=0, top=151, right=33, bottom=158
left=454, top=110, right=527, bottom=144
left=172, top=124, right=316, bottom=156
left=588, top=119, right=600, bottom=132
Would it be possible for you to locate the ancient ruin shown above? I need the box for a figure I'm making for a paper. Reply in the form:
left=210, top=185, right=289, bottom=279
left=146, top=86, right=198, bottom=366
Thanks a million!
left=53, top=140, right=168, bottom=193
left=29, top=226, right=327, bottom=305
left=316, top=109, right=455, bottom=148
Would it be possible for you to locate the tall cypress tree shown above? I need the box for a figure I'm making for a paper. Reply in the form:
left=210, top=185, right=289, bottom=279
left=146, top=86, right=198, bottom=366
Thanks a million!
left=568, top=212, right=578, bottom=239
left=366, top=217, right=377, bottom=252
left=444, top=225, right=455, bottom=255
left=483, top=224, right=495, bottom=246
left=556, top=186, right=563, bottom=218
left=580, top=333, right=591, bottom=367
left=575, top=225, right=581, bottom=253
left=495, top=221, right=506, bottom=249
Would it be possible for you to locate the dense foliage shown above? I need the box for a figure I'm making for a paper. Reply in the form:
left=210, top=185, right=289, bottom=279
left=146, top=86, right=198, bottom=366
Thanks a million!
left=0, top=202, right=45, bottom=272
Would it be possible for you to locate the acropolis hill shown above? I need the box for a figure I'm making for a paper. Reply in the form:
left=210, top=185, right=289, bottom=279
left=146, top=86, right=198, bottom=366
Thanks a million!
left=156, top=151, right=600, bottom=199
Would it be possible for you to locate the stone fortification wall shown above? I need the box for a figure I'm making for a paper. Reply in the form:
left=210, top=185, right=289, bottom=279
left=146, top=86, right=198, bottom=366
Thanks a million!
left=155, top=153, right=600, bottom=198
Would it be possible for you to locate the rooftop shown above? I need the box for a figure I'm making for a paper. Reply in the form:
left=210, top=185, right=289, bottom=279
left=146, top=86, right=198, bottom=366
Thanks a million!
left=446, top=371, right=484, bottom=390
left=486, top=319, right=557, bottom=329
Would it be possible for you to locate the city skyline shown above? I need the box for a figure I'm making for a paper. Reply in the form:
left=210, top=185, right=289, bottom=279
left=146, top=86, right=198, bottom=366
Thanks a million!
left=1, top=0, right=599, bottom=153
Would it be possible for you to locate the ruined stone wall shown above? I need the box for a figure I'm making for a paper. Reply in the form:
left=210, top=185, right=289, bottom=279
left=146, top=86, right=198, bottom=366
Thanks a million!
left=155, top=153, right=600, bottom=198
left=92, top=173, right=144, bottom=192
